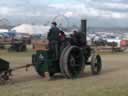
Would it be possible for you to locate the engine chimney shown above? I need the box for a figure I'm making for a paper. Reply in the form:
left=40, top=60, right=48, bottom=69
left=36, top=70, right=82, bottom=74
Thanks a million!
left=81, top=19, right=87, bottom=45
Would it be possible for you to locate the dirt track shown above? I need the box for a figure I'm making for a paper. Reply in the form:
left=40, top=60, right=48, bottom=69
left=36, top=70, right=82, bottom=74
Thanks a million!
left=7, top=53, right=128, bottom=85
left=1, top=51, right=128, bottom=96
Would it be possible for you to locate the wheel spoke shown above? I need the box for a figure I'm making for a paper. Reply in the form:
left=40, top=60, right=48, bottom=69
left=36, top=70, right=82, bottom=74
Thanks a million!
left=68, top=54, right=82, bottom=77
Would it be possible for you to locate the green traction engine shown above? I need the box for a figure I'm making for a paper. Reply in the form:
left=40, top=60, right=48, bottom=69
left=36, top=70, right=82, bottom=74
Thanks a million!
left=32, top=20, right=102, bottom=79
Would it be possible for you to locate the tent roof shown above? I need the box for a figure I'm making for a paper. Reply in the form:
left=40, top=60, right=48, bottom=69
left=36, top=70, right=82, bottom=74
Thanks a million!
left=12, top=24, right=50, bottom=35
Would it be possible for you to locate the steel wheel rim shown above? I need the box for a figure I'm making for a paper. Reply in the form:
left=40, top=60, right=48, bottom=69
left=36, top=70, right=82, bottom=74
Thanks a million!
left=60, top=46, right=84, bottom=78
left=91, top=54, right=102, bottom=74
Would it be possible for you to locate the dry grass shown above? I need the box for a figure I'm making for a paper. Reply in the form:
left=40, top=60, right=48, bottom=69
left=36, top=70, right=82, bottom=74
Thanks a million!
left=0, top=49, right=128, bottom=96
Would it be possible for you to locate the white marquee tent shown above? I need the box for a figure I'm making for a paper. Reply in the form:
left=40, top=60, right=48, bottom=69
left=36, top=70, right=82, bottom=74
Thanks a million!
left=11, top=24, right=50, bottom=35
left=0, top=29, right=8, bottom=33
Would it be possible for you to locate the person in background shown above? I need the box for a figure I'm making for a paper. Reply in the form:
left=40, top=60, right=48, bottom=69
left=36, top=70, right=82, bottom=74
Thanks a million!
left=59, top=31, right=66, bottom=50
left=59, top=31, right=66, bottom=42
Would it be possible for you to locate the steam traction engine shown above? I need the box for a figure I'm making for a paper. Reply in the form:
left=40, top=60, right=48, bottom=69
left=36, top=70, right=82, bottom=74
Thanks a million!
left=32, top=20, right=102, bottom=78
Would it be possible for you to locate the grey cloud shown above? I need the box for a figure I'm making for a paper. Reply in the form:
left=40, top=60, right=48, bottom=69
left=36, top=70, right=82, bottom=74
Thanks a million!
left=0, top=0, right=128, bottom=27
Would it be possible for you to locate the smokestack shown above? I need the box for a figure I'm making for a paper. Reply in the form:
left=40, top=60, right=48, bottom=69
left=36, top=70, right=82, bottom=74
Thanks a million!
left=81, top=19, right=87, bottom=45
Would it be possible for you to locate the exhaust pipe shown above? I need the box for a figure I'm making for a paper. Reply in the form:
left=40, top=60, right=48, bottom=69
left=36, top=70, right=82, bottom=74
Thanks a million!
left=81, top=19, right=87, bottom=46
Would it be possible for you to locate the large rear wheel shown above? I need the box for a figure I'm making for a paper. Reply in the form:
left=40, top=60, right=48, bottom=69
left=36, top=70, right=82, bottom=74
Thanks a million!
left=60, top=46, right=85, bottom=78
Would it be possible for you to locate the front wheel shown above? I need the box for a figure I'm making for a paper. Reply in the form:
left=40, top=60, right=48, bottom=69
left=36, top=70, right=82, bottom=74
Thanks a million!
left=91, top=54, right=102, bottom=75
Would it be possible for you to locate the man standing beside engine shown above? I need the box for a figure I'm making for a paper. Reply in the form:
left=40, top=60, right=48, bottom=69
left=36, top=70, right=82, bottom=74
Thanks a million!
left=45, top=22, right=61, bottom=80
left=47, top=22, right=60, bottom=42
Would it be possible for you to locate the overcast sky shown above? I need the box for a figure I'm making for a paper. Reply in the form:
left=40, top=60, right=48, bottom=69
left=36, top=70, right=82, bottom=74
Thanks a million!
left=0, top=0, right=128, bottom=27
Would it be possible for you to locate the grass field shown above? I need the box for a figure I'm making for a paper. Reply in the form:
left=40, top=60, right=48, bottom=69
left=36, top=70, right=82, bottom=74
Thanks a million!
left=0, top=49, right=128, bottom=96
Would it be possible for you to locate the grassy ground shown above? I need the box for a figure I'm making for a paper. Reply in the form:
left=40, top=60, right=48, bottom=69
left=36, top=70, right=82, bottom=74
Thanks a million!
left=0, top=49, right=128, bottom=96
